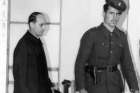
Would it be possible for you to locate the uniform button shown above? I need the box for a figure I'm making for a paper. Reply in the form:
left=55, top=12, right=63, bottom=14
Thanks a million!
left=102, top=42, right=105, bottom=46
left=111, top=42, right=113, bottom=45
left=110, top=50, right=113, bottom=54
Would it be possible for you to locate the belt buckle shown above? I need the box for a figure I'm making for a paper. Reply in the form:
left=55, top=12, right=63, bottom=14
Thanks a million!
left=97, top=69, right=102, bottom=72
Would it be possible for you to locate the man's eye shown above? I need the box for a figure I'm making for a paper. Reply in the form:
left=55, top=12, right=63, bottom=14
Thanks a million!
left=109, top=12, right=114, bottom=14
left=118, top=13, right=121, bottom=15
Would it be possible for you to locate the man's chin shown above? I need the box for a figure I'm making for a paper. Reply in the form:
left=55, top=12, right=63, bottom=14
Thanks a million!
left=110, top=24, right=116, bottom=28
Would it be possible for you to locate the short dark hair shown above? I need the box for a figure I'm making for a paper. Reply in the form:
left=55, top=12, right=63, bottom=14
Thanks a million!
left=28, top=12, right=43, bottom=27
left=103, top=3, right=109, bottom=13
left=103, top=3, right=122, bottom=14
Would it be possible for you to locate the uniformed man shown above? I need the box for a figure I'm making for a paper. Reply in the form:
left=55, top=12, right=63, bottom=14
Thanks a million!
left=75, top=0, right=139, bottom=93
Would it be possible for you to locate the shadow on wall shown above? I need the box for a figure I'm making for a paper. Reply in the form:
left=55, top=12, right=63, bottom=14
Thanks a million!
left=117, top=0, right=129, bottom=31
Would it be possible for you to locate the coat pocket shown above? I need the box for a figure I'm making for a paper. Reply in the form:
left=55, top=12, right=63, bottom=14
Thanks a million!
left=110, top=71, right=124, bottom=91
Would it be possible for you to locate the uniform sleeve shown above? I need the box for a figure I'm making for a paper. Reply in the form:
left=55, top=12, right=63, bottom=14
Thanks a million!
left=75, top=30, right=95, bottom=91
left=13, top=43, right=30, bottom=93
left=120, top=34, right=139, bottom=91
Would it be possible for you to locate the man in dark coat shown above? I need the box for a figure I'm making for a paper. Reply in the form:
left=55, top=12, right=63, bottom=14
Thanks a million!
left=13, top=12, right=53, bottom=93
left=75, top=0, right=139, bottom=93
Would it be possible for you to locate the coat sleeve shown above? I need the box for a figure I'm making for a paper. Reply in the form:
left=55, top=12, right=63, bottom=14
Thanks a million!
left=120, top=34, right=139, bottom=91
left=13, top=42, right=30, bottom=93
left=75, top=30, right=95, bottom=91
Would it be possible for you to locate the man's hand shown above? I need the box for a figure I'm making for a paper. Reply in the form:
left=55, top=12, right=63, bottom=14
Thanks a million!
left=51, top=83, right=60, bottom=93
left=80, top=89, right=88, bottom=93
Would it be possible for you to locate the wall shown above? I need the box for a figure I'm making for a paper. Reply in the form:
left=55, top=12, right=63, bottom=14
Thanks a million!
left=60, top=0, right=105, bottom=82
left=128, top=0, right=140, bottom=85
left=0, top=0, right=8, bottom=93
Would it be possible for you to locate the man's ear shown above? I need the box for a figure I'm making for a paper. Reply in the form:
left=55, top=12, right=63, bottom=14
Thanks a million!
left=30, top=22, right=34, bottom=28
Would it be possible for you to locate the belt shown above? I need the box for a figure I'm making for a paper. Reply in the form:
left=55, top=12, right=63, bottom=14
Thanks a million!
left=85, top=65, right=118, bottom=73
left=85, top=65, right=118, bottom=84
left=94, top=65, right=118, bottom=72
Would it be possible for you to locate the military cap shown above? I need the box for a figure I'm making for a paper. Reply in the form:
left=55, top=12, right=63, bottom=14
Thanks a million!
left=106, top=0, right=126, bottom=12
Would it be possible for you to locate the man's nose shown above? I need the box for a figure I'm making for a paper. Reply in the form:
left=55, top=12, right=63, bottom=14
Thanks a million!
left=113, top=14, right=119, bottom=22
left=113, top=13, right=117, bottom=18
left=42, top=25, right=46, bottom=30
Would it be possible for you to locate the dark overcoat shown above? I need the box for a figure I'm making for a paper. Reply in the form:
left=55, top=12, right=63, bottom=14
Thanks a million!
left=13, top=31, right=52, bottom=93
left=75, top=23, right=139, bottom=93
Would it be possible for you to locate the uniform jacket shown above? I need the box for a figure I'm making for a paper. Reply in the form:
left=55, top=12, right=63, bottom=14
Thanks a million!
left=13, top=31, right=52, bottom=93
left=75, top=23, right=139, bottom=93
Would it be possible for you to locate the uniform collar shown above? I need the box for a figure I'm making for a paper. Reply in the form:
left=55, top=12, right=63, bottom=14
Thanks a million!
left=113, top=26, right=121, bottom=37
left=99, top=23, right=121, bottom=38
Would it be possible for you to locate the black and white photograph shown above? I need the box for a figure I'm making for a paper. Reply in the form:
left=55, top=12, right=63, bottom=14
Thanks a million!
left=0, top=0, right=140, bottom=93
